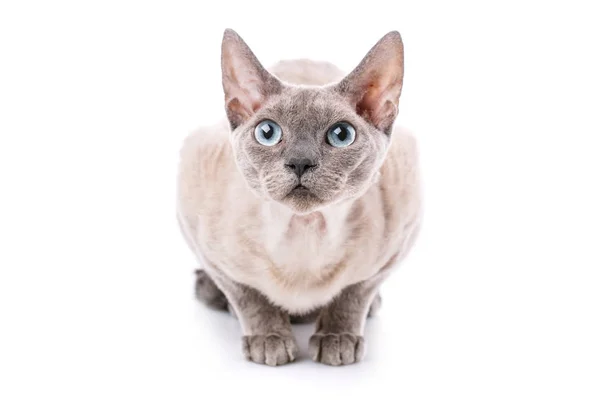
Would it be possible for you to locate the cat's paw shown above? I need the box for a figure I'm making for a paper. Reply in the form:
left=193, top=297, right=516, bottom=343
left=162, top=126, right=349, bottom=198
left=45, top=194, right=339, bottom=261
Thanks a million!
left=242, top=334, right=298, bottom=366
left=309, top=333, right=365, bottom=366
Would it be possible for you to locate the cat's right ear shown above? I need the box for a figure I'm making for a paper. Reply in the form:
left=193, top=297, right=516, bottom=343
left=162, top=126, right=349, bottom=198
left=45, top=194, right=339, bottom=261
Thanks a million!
left=335, top=31, right=404, bottom=134
left=221, top=29, right=282, bottom=129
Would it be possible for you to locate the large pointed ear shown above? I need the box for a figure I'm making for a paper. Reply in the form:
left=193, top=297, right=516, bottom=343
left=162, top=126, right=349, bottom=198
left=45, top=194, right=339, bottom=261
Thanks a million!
left=221, top=29, right=283, bottom=129
left=335, top=31, right=404, bottom=134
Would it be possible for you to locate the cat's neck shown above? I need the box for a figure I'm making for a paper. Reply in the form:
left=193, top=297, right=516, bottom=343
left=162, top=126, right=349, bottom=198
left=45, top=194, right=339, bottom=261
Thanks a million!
left=262, top=198, right=356, bottom=239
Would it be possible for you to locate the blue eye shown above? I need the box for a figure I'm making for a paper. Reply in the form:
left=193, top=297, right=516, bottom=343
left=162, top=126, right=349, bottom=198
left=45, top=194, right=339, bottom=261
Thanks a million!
left=254, top=120, right=282, bottom=146
left=327, top=122, right=356, bottom=147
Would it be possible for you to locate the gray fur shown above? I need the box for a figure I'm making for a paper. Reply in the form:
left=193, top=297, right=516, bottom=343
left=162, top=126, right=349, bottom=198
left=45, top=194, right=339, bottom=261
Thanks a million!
left=196, top=266, right=385, bottom=366
left=195, top=269, right=382, bottom=325
left=308, top=277, right=382, bottom=365
left=206, top=268, right=298, bottom=366
left=221, top=28, right=403, bottom=214
left=195, top=269, right=228, bottom=310
left=189, top=28, right=409, bottom=366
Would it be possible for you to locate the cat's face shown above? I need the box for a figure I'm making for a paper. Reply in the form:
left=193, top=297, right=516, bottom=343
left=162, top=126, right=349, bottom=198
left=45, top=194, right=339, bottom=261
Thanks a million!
left=221, top=30, right=404, bottom=214
left=229, top=88, right=390, bottom=214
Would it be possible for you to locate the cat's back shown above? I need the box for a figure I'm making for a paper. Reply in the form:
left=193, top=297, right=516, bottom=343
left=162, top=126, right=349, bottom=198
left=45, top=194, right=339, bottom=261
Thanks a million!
left=177, top=119, right=242, bottom=222
left=382, top=127, right=420, bottom=190
left=268, top=59, right=346, bottom=86
left=374, top=126, right=422, bottom=258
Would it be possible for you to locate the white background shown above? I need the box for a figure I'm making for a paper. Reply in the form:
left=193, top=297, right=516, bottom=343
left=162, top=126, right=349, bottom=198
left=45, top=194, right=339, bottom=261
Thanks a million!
left=1, top=0, right=599, bottom=399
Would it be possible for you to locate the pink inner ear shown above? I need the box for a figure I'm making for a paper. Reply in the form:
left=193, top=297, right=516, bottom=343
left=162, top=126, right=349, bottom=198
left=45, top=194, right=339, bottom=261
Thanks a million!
left=225, top=71, right=267, bottom=116
left=225, top=97, right=255, bottom=128
left=358, top=98, right=393, bottom=131
left=354, top=67, right=402, bottom=131
left=225, top=89, right=267, bottom=127
left=222, top=31, right=278, bottom=126
left=340, top=31, right=404, bottom=132
left=356, top=84, right=394, bottom=129
left=245, top=86, right=265, bottom=112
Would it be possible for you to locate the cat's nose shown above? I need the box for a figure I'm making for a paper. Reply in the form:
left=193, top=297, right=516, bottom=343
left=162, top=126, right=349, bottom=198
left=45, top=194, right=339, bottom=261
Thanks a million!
left=285, top=158, right=316, bottom=178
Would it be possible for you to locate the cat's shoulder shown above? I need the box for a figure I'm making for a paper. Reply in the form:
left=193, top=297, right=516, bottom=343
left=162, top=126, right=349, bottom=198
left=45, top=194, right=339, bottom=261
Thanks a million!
left=180, top=118, right=230, bottom=155
left=383, top=125, right=420, bottom=178
left=377, top=125, right=421, bottom=209
left=178, top=119, right=236, bottom=186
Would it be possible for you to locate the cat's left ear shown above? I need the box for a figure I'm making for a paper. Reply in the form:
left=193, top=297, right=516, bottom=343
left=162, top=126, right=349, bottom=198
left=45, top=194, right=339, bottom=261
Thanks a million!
left=335, top=31, right=404, bottom=134
left=221, top=29, right=283, bottom=129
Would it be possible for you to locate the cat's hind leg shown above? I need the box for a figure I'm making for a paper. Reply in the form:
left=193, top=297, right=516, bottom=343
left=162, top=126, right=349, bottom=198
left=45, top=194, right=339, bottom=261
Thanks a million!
left=195, top=269, right=228, bottom=311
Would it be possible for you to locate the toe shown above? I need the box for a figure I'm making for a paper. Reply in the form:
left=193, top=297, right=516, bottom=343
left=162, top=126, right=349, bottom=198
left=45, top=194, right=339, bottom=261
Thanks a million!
left=320, top=334, right=342, bottom=366
left=340, top=333, right=358, bottom=365
left=309, top=333, right=365, bottom=366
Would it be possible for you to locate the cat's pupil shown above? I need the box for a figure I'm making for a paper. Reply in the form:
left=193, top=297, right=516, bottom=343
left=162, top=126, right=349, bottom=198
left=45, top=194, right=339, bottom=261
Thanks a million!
left=334, top=126, right=348, bottom=142
left=262, top=124, right=274, bottom=140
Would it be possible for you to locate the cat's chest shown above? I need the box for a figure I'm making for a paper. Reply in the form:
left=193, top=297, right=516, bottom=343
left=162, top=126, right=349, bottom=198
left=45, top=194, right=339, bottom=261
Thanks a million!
left=199, top=208, right=382, bottom=312
left=238, top=212, right=377, bottom=312
left=266, top=213, right=340, bottom=271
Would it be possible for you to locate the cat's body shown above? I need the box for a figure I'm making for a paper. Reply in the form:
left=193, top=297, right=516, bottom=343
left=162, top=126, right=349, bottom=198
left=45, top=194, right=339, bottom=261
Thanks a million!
left=178, top=59, right=420, bottom=314
left=177, top=30, right=421, bottom=366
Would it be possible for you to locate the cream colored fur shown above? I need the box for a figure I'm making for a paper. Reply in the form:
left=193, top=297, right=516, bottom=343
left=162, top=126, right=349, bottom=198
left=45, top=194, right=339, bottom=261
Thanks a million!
left=177, top=60, right=421, bottom=314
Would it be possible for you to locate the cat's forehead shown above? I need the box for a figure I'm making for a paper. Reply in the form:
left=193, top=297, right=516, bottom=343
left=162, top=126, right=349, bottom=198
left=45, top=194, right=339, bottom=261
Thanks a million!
left=263, top=87, right=354, bottom=132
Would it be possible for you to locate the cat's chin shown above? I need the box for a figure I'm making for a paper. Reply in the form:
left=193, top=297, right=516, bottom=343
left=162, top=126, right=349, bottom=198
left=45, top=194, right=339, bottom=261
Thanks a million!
left=279, top=187, right=328, bottom=215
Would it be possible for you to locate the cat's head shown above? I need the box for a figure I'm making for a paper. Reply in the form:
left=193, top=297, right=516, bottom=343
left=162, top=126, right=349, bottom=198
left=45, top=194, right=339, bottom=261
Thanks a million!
left=221, top=29, right=404, bottom=214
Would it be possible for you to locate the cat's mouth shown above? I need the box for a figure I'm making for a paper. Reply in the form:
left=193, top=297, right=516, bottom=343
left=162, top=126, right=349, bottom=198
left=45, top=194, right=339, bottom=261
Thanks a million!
left=286, top=183, right=317, bottom=199
left=280, top=183, right=326, bottom=214
left=292, top=184, right=309, bottom=191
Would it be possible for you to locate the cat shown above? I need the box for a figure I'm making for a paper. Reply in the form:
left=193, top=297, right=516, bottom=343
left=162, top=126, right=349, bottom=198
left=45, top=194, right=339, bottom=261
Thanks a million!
left=177, top=29, right=422, bottom=366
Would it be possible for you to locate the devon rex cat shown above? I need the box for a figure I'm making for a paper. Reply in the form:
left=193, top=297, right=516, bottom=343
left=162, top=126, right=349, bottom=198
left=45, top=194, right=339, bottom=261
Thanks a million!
left=177, top=29, right=421, bottom=366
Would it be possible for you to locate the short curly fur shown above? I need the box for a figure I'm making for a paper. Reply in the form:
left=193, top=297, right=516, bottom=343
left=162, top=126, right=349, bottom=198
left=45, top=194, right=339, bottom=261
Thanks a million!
left=177, top=29, right=421, bottom=366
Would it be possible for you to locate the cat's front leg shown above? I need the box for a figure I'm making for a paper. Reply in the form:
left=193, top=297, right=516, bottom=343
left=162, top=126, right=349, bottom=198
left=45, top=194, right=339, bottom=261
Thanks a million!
left=309, top=281, right=380, bottom=366
left=211, top=272, right=298, bottom=366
